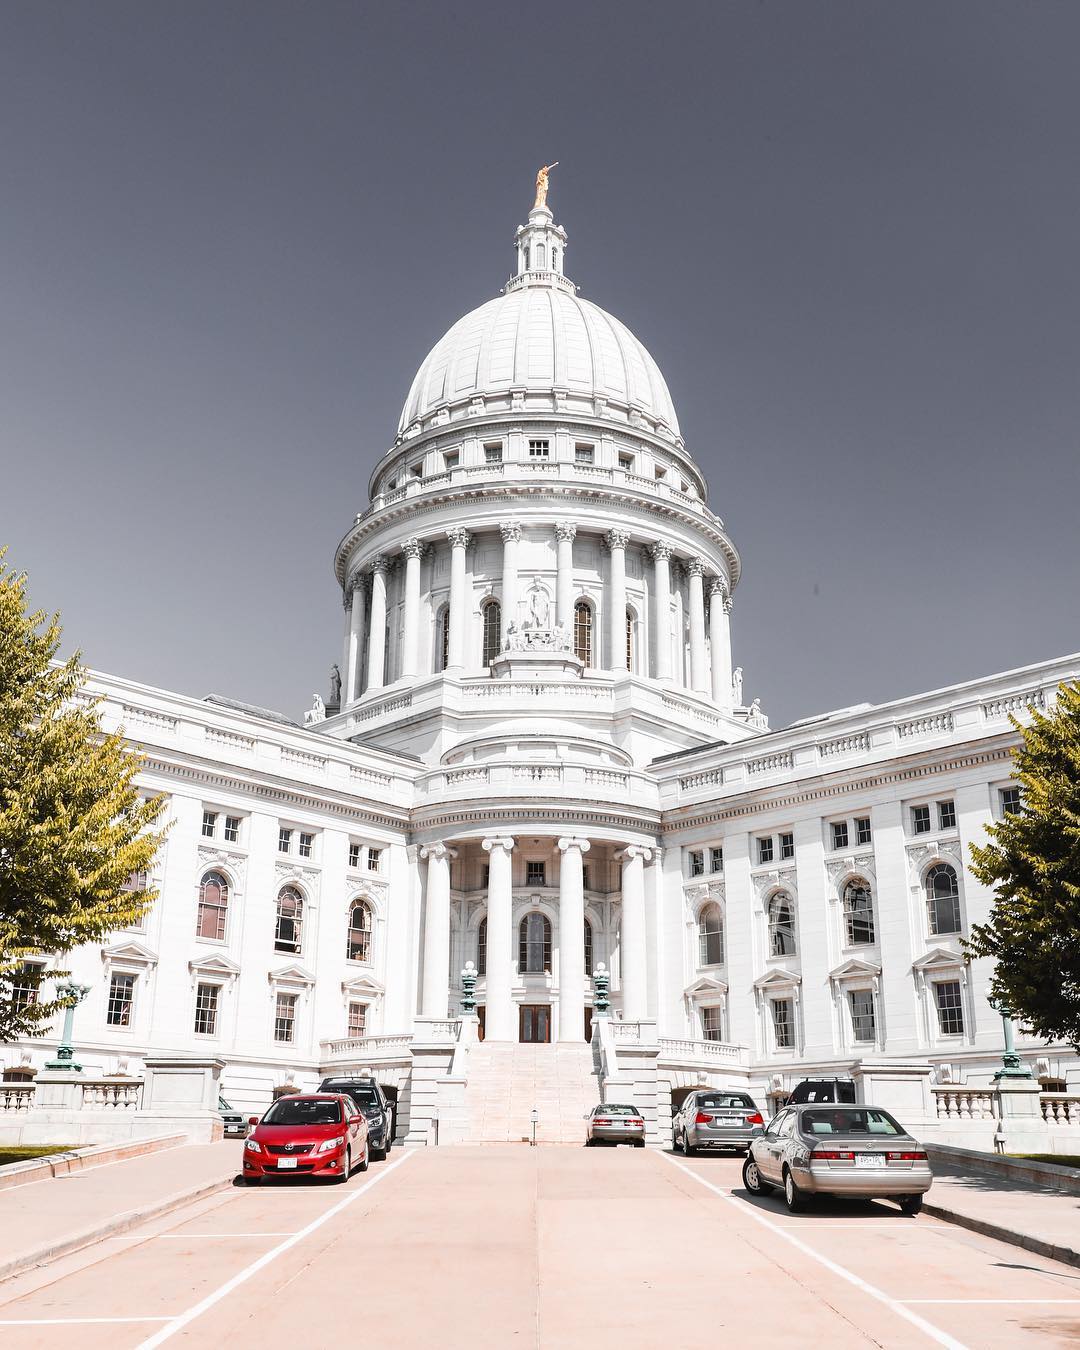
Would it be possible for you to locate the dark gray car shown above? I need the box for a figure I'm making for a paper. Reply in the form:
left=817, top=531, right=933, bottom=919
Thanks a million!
left=743, top=1103, right=933, bottom=1215
left=318, top=1077, right=394, bottom=1159
left=673, top=1089, right=765, bottom=1155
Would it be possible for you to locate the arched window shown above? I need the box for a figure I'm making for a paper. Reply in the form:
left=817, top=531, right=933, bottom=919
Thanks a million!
left=524, top=245, right=531, bottom=270
left=843, top=879, right=875, bottom=945
left=274, top=885, right=303, bottom=954
left=926, top=864, right=961, bottom=935
left=347, top=901, right=374, bottom=963
left=768, top=892, right=796, bottom=957
left=584, top=919, right=594, bottom=975
left=477, top=918, right=487, bottom=976
left=625, top=609, right=635, bottom=672
left=536, top=243, right=546, bottom=269
left=574, top=600, right=593, bottom=667
left=482, top=599, right=501, bottom=667
left=698, top=903, right=724, bottom=966
left=552, top=247, right=559, bottom=271
left=518, top=912, right=552, bottom=974
left=196, top=871, right=229, bottom=941
left=436, top=606, right=450, bottom=672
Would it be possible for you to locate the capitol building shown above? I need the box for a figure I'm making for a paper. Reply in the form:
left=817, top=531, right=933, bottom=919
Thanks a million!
left=12, top=180, right=1079, bottom=1143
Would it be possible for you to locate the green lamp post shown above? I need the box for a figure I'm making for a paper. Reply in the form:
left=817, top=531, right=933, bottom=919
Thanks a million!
left=991, top=1001, right=1033, bottom=1081
left=460, top=961, right=478, bottom=1015
left=592, top=963, right=610, bottom=1016
left=45, top=982, right=91, bottom=1072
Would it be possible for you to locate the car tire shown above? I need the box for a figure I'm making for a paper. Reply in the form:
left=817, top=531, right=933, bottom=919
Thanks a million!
left=679, top=1131, right=694, bottom=1157
left=585, top=1136, right=594, bottom=1147
left=337, top=1149, right=351, bottom=1184
left=783, top=1167, right=805, bottom=1213
left=358, top=1141, right=369, bottom=1173
left=899, top=1195, right=923, bottom=1217
left=742, top=1156, right=771, bottom=1196
left=243, top=1175, right=262, bottom=1186
left=634, top=1139, right=646, bottom=1149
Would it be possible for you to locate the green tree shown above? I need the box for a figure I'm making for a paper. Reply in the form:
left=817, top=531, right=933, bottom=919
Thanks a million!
left=966, top=681, right=1080, bottom=1050
left=0, top=551, right=167, bottom=1041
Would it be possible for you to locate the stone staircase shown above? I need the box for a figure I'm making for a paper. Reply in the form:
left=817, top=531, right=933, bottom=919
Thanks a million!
left=462, top=1040, right=603, bottom=1143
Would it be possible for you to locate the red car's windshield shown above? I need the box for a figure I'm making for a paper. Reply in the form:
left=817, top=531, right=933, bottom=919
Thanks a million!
left=262, top=1098, right=342, bottom=1126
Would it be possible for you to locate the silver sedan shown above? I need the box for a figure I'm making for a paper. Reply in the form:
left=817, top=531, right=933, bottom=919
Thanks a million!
left=585, top=1103, right=646, bottom=1147
left=742, top=1103, right=933, bottom=1216
left=673, top=1089, right=765, bottom=1155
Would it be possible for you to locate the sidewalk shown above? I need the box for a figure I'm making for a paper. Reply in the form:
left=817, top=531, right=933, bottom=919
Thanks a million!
left=927, top=1163, right=1080, bottom=1267
left=0, top=1136, right=241, bottom=1282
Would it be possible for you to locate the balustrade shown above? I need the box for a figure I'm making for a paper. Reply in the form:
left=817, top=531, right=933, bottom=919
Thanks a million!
left=1041, top=1094, right=1080, bottom=1127
left=932, top=1086, right=996, bottom=1120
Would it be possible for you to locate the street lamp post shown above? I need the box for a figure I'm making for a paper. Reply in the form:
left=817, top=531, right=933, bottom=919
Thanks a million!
left=592, top=964, right=610, bottom=1017
left=991, top=1003, right=1033, bottom=1081
left=45, top=982, right=91, bottom=1072
left=460, top=961, right=478, bottom=1015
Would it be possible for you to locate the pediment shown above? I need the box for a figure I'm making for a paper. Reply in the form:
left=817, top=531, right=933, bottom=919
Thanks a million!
left=189, top=953, right=241, bottom=977
left=829, top=957, right=881, bottom=982
left=101, top=940, right=158, bottom=967
left=912, top=947, right=966, bottom=973
left=342, top=974, right=386, bottom=998
left=754, top=967, right=801, bottom=990
left=268, top=962, right=316, bottom=986
left=684, top=976, right=728, bottom=998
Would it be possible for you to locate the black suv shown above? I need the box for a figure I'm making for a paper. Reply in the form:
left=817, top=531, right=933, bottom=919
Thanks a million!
left=787, top=1077, right=857, bottom=1105
left=318, top=1076, right=394, bottom=1159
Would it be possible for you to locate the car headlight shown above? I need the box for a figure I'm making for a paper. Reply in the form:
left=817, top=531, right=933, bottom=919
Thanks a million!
left=316, top=1136, right=347, bottom=1154
left=244, top=1138, right=262, bottom=1153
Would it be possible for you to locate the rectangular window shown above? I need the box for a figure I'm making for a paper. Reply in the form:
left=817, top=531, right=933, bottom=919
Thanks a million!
left=483, top=442, right=503, bottom=463
left=779, top=833, right=794, bottom=861
left=757, top=837, right=774, bottom=865
left=348, top=1001, right=367, bottom=1039
left=443, top=451, right=459, bottom=470
left=11, top=964, right=41, bottom=1012
left=574, top=442, right=594, bottom=464
left=937, top=800, right=957, bottom=830
left=274, top=992, right=298, bottom=1044
left=912, top=805, right=931, bottom=835
left=710, top=846, right=724, bottom=873
left=348, top=842, right=361, bottom=869
left=617, top=452, right=634, bottom=470
left=855, top=817, right=872, bottom=846
left=481, top=864, right=490, bottom=889
left=581, top=864, right=591, bottom=890
left=409, top=462, right=423, bottom=478
left=934, top=981, right=965, bottom=1036
left=201, top=811, right=217, bottom=839
left=771, top=998, right=794, bottom=1050
left=831, top=821, right=849, bottom=851
left=194, top=983, right=219, bottom=1036
left=849, top=989, right=875, bottom=1043
left=1000, top=786, right=1022, bottom=815
left=525, top=861, right=546, bottom=886
left=298, top=832, right=314, bottom=859
left=527, top=439, right=550, bottom=459
left=366, top=847, right=382, bottom=872
left=223, top=816, right=241, bottom=844
left=689, top=850, right=705, bottom=877
left=702, top=1006, right=724, bottom=1042
left=106, top=973, right=136, bottom=1028
left=278, top=827, right=292, bottom=854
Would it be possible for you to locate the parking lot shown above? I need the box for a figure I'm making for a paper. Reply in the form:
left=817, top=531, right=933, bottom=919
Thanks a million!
left=0, top=1145, right=1077, bottom=1348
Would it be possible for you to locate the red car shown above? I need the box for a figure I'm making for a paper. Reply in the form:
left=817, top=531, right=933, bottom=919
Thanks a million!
left=243, top=1093, right=369, bottom=1184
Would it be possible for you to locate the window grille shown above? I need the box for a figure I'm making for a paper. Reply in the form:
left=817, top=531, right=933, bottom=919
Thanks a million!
left=223, top=816, right=241, bottom=843
left=275, top=886, right=304, bottom=954
left=574, top=601, right=593, bottom=667
left=196, top=872, right=229, bottom=942
left=194, top=983, right=219, bottom=1036
left=518, top=912, right=552, bottom=973
left=926, top=864, right=961, bottom=935
left=477, top=918, right=487, bottom=975
left=106, top=973, right=136, bottom=1027
left=934, top=980, right=964, bottom=1036
left=698, top=904, right=724, bottom=966
left=771, top=998, right=794, bottom=1049
left=348, top=1001, right=367, bottom=1038
left=912, top=805, right=931, bottom=835
left=482, top=600, right=502, bottom=666
left=274, top=993, right=297, bottom=1044
left=849, top=989, right=875, bottom=1042
left=937, top=800, right=957, bottom=830
left=347, top=903, right=373, bottom=963
left=768, top=893, right=796, bottom=957
left=855, top=817, right=872, bottom=846
left=702, top=1005, right=724, bottom=1041
left=843, top=880, right=875, bottom=945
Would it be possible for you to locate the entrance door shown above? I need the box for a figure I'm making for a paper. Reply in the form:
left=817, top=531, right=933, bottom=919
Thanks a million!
left=584, top=1008, right=593, bottom=1043
left=519, top=1004, right=551, bottom=1043
left=477, top=1006, right=486, bottom=1042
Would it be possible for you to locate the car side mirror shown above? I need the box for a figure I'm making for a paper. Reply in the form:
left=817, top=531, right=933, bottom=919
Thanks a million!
left=248, top=1116, right=259, bottom=1127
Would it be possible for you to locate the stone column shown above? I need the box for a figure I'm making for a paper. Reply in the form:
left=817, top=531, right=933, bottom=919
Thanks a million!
left=500, top=522, right=521, bottom=646
left=606, top=529, right=629, bottom=672
left=365, top=556, right=390, bottom=692
left=617, top=845, right=652, bottom=1021
left=709, top=578, right=732, bottom=708
left=555, top=522, right=577, bottom=628
left=420, top=842, right=457, bottom=1018
left=341, top=585, right=355, bottom=705
left=650, top=541, right=673, bottom=681
left=481, top=836, right=516, bottom=1040
left=401, top=538, right=424, bottom=679
left=557, top=837, right=590, bottom=1042
left=687, top=556, right=708, bottom=694
left=446, top=526, right=471, bottom=670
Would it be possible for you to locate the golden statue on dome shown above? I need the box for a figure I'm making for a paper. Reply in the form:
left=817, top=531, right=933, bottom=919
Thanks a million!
left=534, top=162, right=558, bottom=209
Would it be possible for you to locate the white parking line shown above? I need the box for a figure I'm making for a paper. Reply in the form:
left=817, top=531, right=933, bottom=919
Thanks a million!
left=111, top=1232, right=299, bottom=1240
left=903, top=1299, right=1080, bottom=1305
left=662, top=1154, right=969, bottom=1350
left=0, top=1317, right=174, bottom=1325
left=135, top=1152, right=414, bottom=1349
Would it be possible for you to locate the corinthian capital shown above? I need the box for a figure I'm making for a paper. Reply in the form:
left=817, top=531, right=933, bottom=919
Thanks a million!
left=370, top=554, right=391, bottom=575
left=650, top=541, right=673, bottom=563
left=555, top=521, right=577, bottom=544
left=605, top=529, right=630, bottom=552
left=686, top=556, right=706, bottom=578
left=447, top=526, right=471, bottom=551
left=500, top=521, right=522, bottom=544
left=402, top=537, right=425, bottom=561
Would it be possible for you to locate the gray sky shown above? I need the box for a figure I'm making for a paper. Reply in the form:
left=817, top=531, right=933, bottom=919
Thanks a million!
left=2, top=1, right=1078, bottom=728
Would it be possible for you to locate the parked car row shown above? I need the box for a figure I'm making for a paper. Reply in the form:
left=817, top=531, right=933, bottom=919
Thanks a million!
left=240, top=1075, right=396, bottom=1185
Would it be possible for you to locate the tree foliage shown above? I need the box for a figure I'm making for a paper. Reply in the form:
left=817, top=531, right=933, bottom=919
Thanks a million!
left=966, top=681, right=1080, bottom=1050
left=0, top=551, right=167, bottom=1041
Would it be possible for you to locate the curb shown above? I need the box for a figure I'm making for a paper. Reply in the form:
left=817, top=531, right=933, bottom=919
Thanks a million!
left=0, top=1134, right=188, bottom=1193
left=924, top=1200, right=1080, bottom=1269
left=926, top=1144, right=1080, bottom=1194
left=0, top=1171, right=237, bottom=1285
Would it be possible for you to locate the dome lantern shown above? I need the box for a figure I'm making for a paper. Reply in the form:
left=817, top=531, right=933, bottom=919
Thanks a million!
left=508, top=203, right=572, bottom=294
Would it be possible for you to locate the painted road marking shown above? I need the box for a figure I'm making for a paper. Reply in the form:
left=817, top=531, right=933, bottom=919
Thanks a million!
left=135, top=1151, right=414, bottom=1349
left=111, top=1232, right=299, bottom=1240
left=662, top=1154, right=969, bottom=1350
left=903, top=1299, right=1080, bottom=1305
left=0, top=1317, right=174, bottom=1325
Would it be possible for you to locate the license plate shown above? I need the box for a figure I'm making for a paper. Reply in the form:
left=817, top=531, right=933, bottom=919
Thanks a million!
left=277, top=1156, right=298, bottom=1169
left=854, top=1153, right=879, bottom=1169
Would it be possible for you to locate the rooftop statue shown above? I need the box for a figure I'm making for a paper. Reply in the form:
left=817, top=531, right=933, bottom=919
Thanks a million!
left=534, top=162, right=558, bottom=210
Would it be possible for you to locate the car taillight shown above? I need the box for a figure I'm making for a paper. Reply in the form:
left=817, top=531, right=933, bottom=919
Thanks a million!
left=594, top=1117, right=611, bottom=1126
left=812, top=1149, right=855, bottom=1161
left=745, top=1112, right=764, bottom=1126
left=630, top=1118, right=644, bottom=1126
left=694, top=1112, right=713, bottom=1125
left=885, top=1151, right=927, bottom=1162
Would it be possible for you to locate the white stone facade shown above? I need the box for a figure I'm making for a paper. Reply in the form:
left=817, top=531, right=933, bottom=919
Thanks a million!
left=8, top=192, right=1079, bottom=1134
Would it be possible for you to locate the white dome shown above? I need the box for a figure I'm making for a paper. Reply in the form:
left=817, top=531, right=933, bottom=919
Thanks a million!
left=398, top=285, right=681, bottom=440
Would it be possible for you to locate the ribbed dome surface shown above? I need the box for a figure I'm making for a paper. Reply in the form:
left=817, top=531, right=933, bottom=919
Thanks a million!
left=398, top=286, right=680, bottom=439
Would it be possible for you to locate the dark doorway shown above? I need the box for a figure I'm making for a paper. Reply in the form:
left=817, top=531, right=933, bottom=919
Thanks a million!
left=477, top=1006, right=486, bottom=1041
left=519, top=1004, right=551, bottom=1043
left=584, top=1007, right=593, bottom=1043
